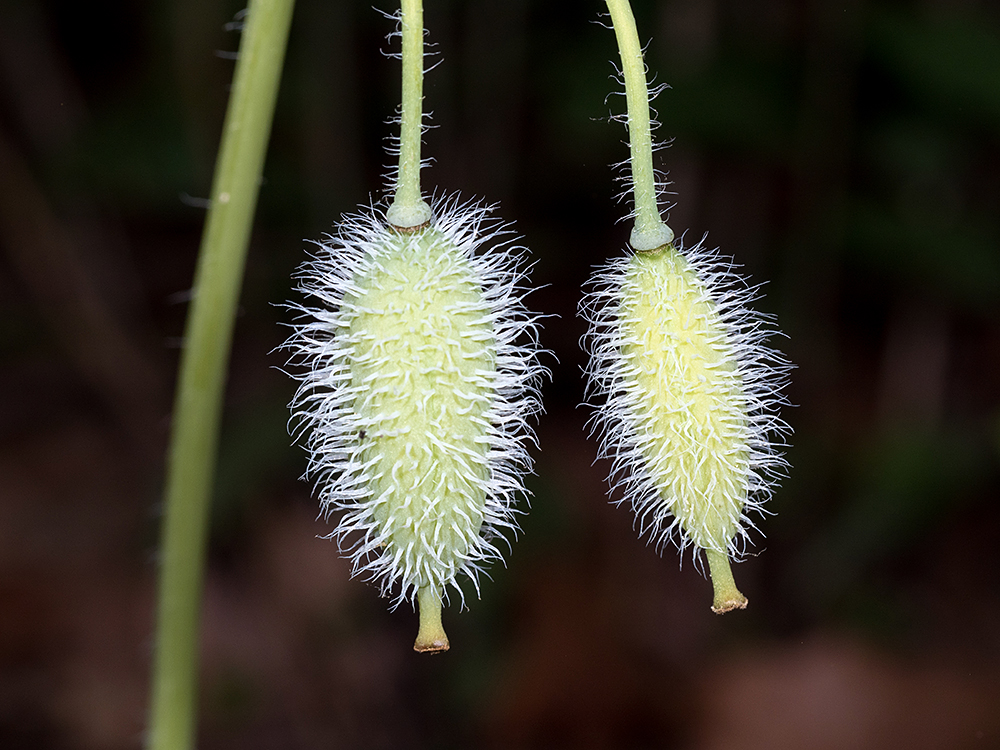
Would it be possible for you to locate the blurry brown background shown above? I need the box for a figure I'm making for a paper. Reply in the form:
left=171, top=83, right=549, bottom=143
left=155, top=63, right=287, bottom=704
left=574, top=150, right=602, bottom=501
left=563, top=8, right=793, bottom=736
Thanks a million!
left=2, top=0, right=1000, bottom=748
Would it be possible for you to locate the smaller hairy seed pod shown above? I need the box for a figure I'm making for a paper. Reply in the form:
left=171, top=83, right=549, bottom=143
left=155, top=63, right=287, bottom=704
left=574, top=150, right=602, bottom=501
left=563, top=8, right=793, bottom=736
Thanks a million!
left=582, top=239, right=790, bottom=611
left=286, top=195, right=545, bottom=650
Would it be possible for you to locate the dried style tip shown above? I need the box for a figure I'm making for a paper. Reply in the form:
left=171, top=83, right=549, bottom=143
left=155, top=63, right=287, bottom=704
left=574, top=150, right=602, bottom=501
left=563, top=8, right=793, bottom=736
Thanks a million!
left=286, top=195, right=546, bottom=643
left=582, top=239, right=790, bottom=609
left=414, top=586, right=450, bottom=652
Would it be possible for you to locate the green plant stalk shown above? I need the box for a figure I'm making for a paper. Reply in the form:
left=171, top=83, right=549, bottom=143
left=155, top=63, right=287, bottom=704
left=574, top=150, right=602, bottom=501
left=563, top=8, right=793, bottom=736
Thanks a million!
left=147, top=0, right=295, bottom=748
left=387, top=0, right=431, bottom=228
left=605, top=0, right=673, bottom=252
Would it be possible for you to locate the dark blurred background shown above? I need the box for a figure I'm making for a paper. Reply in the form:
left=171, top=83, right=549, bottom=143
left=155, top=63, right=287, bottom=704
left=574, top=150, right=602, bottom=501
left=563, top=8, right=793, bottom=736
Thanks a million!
left=2, top=0, right=1000, bottom=748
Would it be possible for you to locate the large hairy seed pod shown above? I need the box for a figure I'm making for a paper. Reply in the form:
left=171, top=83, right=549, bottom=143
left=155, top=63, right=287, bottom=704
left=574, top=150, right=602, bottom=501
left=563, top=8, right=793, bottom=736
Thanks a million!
left=349, top=228, right=493, bottom=590
left=590, top=0, right=791, bottom=611
left=583, top=240, right=790, bottom=611
left=620, top=247, right=749, bottom=552
left=287, top=197, right=545, bottom=650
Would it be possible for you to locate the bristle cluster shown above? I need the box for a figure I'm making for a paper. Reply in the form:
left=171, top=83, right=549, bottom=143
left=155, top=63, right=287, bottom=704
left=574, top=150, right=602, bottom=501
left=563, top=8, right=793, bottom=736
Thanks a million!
left=582, top=239, right=790, bottom=561
left=286, top=195, right=546, bottom=607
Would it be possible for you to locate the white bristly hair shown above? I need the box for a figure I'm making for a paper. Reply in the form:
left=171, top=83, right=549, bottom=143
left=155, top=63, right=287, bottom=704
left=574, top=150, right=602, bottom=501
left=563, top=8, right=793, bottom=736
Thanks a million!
left=580, top=236, right=791, bottom=564
left=285, top=193, right=547, bottom=608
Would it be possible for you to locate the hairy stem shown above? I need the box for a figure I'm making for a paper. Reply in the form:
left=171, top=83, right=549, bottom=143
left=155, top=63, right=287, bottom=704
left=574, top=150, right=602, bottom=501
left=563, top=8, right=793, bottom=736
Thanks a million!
left=387, top=0, right=432, bottom=228
left=605, top=0, right=673, bottom=251
left=147, top=0, right=295, bottom=748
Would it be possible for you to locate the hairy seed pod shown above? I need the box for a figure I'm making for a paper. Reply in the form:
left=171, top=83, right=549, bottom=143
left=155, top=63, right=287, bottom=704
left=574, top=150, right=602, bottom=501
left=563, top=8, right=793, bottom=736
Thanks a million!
left=583, top=239, right=790, bottom=611
left=286, top=195, right=546, bottom=649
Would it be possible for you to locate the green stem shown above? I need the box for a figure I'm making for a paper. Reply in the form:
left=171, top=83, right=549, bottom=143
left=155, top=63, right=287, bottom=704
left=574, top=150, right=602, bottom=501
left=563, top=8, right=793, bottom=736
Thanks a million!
left=147, top=1, right=294, bottom=748
left=706, top=549, right=748, bottom=614
left=605, top=0, right=673, bottom=251
left=414, top=586, right=450, bottom=653
left=387, top=0, right=432, bottom=229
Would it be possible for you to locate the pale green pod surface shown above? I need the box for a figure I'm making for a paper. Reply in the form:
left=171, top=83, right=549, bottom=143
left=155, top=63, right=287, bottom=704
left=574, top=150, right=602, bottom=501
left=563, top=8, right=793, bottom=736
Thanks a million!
left=346, top=227, right=494, bottom=597
left=618, top=246, right=749, bottom=553
left=288, top=198, right=546, bottom=650
left=582, top=239, right=790, bottom=612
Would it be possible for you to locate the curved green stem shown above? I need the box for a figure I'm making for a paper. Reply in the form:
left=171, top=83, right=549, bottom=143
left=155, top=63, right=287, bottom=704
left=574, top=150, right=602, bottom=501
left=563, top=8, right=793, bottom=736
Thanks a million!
left=147, top=0, right=295, bottom=748
left=387, top=0, right=432, bottom=229
left=605, top=0, right=673, bottom=251
left=706, top=549, right=748, bottom=614
left=414, top=586, right=450, bottom=653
